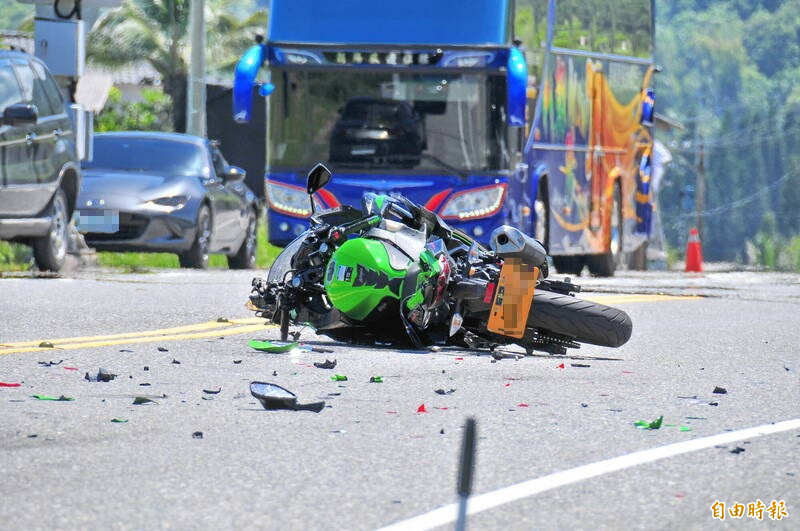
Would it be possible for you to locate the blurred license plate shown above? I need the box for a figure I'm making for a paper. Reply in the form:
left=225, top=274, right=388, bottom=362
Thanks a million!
left=351, top=145, right=376, bottom=156
left=75, top=209, right=119, bottom=233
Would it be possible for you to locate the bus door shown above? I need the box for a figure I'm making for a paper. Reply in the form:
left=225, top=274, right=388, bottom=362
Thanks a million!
left=589, top=62, right=605, bottom=233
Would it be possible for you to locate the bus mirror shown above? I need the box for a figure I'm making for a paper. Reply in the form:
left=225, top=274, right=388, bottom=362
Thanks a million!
left=258, top=83, right=275, bottom=97
left=233, top=44, right=266, bottom=123
left=640, top=88, right=655, bottom=126
left=506, top=47, right=527, bottom=127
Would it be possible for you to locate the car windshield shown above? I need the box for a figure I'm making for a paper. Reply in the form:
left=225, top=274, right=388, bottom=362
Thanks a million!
left=82, top=137, right=207, bottom=176
left=268, top=70, right=509, bottom=173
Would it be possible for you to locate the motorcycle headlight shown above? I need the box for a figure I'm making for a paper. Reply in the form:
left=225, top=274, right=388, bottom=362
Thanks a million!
left=439, top=184, right=507, bottom=221
left=267, top=180, right=312, bottom=217
left=145, top=195, right=189, bottom=212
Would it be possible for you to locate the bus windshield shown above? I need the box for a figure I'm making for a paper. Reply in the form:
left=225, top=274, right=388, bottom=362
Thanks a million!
left=268, top=70, right=509, bottom=173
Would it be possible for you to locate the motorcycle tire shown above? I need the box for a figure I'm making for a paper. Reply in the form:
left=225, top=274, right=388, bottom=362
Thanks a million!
left=528, top=289, right=632, bottom=348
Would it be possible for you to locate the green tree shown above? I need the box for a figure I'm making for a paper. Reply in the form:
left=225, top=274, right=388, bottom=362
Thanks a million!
left=88, top=0, right=266, bottom=132
left=95, top=87, right=171, bottom=132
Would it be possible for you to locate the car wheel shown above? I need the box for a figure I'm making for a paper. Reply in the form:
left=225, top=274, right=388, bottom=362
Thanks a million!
left=32, top=188, right=69, bottom=272
left=179, top=205, right=211, bottom=269
left=229, top=209, right=257, bottom=270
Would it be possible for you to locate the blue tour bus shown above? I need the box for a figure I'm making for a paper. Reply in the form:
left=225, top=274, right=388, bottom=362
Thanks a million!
left=233, top=0, right=656, bottom=276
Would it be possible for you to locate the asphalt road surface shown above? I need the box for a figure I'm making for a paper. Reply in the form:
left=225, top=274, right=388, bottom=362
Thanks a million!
left=1, top=267, right=798, bottom=530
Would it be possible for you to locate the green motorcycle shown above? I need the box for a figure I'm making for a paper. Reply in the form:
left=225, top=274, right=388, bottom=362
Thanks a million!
left=249, top=164, right=631, bottom=354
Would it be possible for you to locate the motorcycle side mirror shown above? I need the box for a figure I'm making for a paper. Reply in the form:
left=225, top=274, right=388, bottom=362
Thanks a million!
left=306, top=162, right=332, bottom=195
left=250, top=381, right=325, bottom=412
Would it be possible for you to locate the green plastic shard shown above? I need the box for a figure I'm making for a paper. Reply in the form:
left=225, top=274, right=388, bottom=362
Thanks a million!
left=634, top=415, right=664, bottom=429
left=369, top=376, right=383, bottom=383
left=248, top=339, right=299, bottom=353
left=331, top=374, right=348, bottom=381
left=31, top=394, right=73, bottom=401
left=679, top=426, right=692, bottom=432
left=111, top=418, right=128, bottom=423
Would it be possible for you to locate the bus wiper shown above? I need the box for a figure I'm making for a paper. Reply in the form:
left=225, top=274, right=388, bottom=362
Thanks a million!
left=392, top=153, right=468, bottom=181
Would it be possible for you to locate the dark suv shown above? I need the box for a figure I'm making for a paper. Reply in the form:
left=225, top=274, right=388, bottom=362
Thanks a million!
left=0, top=50, right=80, bottom=271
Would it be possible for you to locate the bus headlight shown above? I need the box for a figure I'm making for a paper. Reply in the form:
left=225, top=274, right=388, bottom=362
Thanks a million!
left=440, top=184, right=507, bottom=221
left=267, top=181, right=312, bottom=217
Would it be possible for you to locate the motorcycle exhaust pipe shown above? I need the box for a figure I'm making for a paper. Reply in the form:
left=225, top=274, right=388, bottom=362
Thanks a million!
left=490, top=226, right=547, bottom=266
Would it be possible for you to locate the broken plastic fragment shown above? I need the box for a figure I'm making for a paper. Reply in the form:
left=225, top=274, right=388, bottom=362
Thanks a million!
left=248, top=339, right=299, bottom=353
left=157, top=347, right=169, bottom=352
left=38, top=341, right=54, bottom=348
left=111, top=418, right=128, bottom=423
left=712, top=386, right=727, bottom=394
left=192, top=431, right=204, bottom=439
left=172, top=359, right=181, bottom=364
left=417, top=404, right=427, bottom=413
left=454, top=357, right=464, bottom=361
left=217, top=317, right=229, bottom=323
left=571, top=363, right=590, bottom=368
left=37, top=360, right=62, bottom=367
left=679, top=426, right=692, bottom=432
left=449, top=312, right=463, bottom=337
left=31, top=394, right=73, bottom=401
left=517, top=403, right=530, bottom=407
left=203, top=388, right=221, bottom=394
left=330, top=374, right=348, bottom=382
left=634, top=416, right=664, bottom=430
left=132, top=396, right=157, bottom=405
left=233, top=360, right=242, bottom=364
left=434, top=388, right=456, bottom=395
left=729, top=446, right=745, bottom=454
left=85, top=368, right=117, bottom=383
left=0, top=382, right=21, bottom=387
left=369, top=376, right=383, bottom=383
left=556, top=363, right=565, bottom=369
left=314, top=359, right=337, bottom=369
left=63, top=367, right=78, bottom=371
left=250, top=381, right=325, bottom=412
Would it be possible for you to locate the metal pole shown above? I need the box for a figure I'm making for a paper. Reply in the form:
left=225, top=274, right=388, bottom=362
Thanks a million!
left=186, top=0, right=206, bottom=137
left=455, top=418, right=477, bottom=531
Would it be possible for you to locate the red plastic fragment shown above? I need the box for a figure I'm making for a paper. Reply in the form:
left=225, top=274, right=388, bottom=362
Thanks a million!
left=0, top=382, right=21, bottom=387
left=63, top=367, right=78, bottom=371
left=556, top=363, right=565, bottom=369
left=504, top=383, right=510, bottom=387
left=622, top=370, right=633, bottom=374
left=387, top=411, right=397, bottom=414
left=517, top=403, right=529, bottom=407
left=504, top=377, right=521, bottom=381
left=417, top=404, right=427, bottom=413
left=454, top=357, right=464, bottom=361
left=483, top=282, right=496, bottom=304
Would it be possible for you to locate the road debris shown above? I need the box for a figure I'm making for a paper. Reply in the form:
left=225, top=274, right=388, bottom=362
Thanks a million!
left=417, top=404, right=427, bottom=413
left=233, top=360, right=242, bottom=364
left=0, top=382, right=21, bottom=387
left=111, top=418, right=128, bottom=423
left=63, top=367, right=78, bottom=371
left=172, top=359, right=181, bottom=365
left=248, top=339, right=298, bottom=353
left=84, top=368, right=117, bottom=382
left=217, top=317, right=229, bottom=323
left=250, top=381, right=325, bottom=412
left=730, top=446, right=746, bottom=454
left=31, top=394, right=73, bottom=401
left=143, top=366, right=149, bottom=371
left=37, top=360, right=62, bottom=367
left=202, top=388, right=221, bottom=394
left=369, top=376, right=383, bottom=383
left=132, top=396, right=157, bottom=405
left=313, top=359, right=337, bottom=369
left=679, top=426, right=692, bottom=432
left=634, top=416, right=664, bottom=430
left=708, top=401, right=719, bottom=406
left=556, top=363, right=565, bottom=369
left=330, top=374, right=348, bottom=381
left=139, top=383, right=151, bottom=386
left=192, top=431, right=204, bottom=439
left=571, top=363, right=591, bottom=368
left=157, top=347, right=169, bottom=352
left=435, top=388, right=456, bottom=395
left=38, top=341, right=54, bottom=348
left=712, top=386, right=727, bottom=394
left=517, top=403, right=530, bottom=407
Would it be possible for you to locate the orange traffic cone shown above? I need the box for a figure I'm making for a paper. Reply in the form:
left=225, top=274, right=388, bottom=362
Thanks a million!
left=685, top=227, right=703, bottom=272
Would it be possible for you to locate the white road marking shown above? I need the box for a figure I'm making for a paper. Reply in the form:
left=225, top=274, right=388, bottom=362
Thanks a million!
left=379, top=418, right=800, bottom=531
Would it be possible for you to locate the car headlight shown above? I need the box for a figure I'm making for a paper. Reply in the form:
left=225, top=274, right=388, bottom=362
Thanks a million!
left=145, top=195, right=189, bottom=212
left=267, top=180, right=312, bottom=217
left=439, top=184, right=507, bottom=221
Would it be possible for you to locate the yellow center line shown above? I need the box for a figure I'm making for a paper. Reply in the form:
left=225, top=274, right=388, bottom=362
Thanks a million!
left=0, top=323, right=274, bottom=356
left=583, top=294, right=702, bottom=304
left=0, top=317, right=265, bottom=348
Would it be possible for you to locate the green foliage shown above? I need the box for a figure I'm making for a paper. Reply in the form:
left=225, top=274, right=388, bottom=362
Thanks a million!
left=95, top=87, right=172, bottom=132
left=0, top=241, right=32, bottom=271
left=656, top=0, right=800, bottom=264
left=0, top=0, right=33, bottom=31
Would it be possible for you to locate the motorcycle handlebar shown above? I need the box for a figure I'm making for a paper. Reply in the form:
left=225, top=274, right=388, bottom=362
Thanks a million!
left=330, top=215, right=382, bottom=241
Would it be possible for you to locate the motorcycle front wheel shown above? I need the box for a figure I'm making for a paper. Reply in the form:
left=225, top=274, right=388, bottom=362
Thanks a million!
left=527, top=289, right=632, bottom=348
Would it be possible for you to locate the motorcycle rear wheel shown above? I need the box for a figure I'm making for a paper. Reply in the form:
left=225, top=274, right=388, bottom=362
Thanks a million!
left=528, top=289, right=632, bottom=348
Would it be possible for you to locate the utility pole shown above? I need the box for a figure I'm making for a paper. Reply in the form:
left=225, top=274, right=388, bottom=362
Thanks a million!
left=695, top=137, right=705, bottom=237
left=186, top=0, right=206, bottom=137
